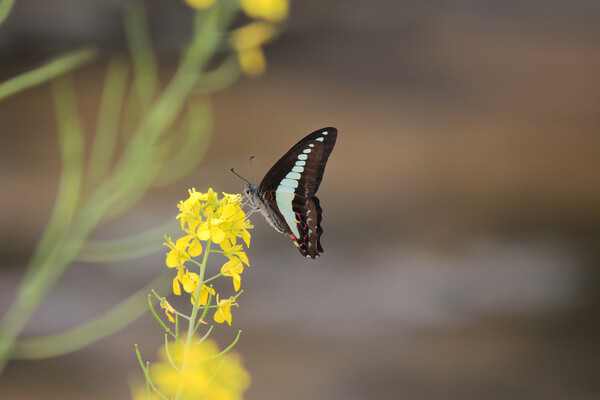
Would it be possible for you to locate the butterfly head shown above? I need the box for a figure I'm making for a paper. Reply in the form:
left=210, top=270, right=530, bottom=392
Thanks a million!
left=244, top=183, right=256, bottom=197
left=244, top=183, right=260, bottom=208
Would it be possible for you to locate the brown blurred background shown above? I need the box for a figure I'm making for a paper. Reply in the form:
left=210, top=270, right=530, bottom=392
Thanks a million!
left=1, top=0, right=600, bottom=399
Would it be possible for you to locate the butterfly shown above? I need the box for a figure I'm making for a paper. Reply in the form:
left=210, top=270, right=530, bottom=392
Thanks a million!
left=244, top=127, right=337, bottom=258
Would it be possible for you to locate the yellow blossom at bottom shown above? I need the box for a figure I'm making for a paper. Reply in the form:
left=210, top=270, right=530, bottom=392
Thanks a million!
left=132, top=339, right=250, bottom=400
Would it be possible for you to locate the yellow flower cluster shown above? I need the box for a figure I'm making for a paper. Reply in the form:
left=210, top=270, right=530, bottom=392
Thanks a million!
left=184, top=0, right=289, bottom=77
left=133, top=338, right=250, bottom=400
left=229, top=21, right=278, bottom=77
left=164, top=188, right=252, bottom=325
left=185, top=0, right=288, bottom=22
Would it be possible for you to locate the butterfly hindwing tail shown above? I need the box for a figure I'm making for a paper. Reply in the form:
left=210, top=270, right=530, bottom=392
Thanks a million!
left=289, top=195, right=324, bottom=258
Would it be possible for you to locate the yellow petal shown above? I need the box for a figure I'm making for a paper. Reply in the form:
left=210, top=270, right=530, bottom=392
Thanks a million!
left=230, top=22, right=277, bottom=50
left=242, top=230, right=251, bottom=247
left=214, top=309, right=225, bottom=324
left=238, top=251, right=249, bottom=266
left=188, top=239, right=203, bottom=257
left=182, top=272, right=199, bottom=293
left=197, top=223, right=211, bottom=240
left=173, top=278, right=181, bottom=296
left=175, top=236, right=191, bottom=250
left=237, top=47, right=267, bottom=77
left=214, top=305, right=231, bottom=325
left=199, top=285, right=215, bottom=306
left=166, top=250, right=179, bottom=268
left=187, top=219, right=201, bottom=234
left=241, top=0, right=289, bottom=22
left=164, top=310, right=174, bottom=323
left=222, top=203, right=238, bottom=221
left=232, top=275, right=241, bottom=291
left=210, top=226, right=225, bottom=244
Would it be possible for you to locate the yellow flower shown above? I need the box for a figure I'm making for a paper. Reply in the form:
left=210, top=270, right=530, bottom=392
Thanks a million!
left=142, top=338, right=250, bottom=399
left=173, top=269, right=199, bottom=296
left=167, top=188, right=252, bottom=302
left=195, top=284, right=215, bottom=306
left=230, top=22, right=278, bottom=77
left=237, top=48, right=266, bottom=77
left=188, top=237, right=203, bottom=256
left=221, top=258, right=244, bottom=291
left=214, top=296, right=238, bottom=326
left=220, top=197, right=253, bottom=247
left=160, top=298, right=176, bottom=323
left=220, top=241, right=249, bottom=291
left=241, top=0, right=289, bottom=22
left=197, top=218, right=225, bottom=243
left=184, top=0, right=217, bottom=9
left=176, top=188, right=204, bottom=232
left=164, top=236, right=192, bottom=269
left=181, top=271, right=199, bottom=293
left=230, top=22, right=277, bottom=50
left=221, top=241, right=249, bottom=266
left=177, top=188, right=252, bottom=246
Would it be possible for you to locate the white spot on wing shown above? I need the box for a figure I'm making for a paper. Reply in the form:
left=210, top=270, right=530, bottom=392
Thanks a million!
left=303, top=148, right=311, bottom=154
left=286, top=171, right=301, bottom=180
left=315, top=137, right=324, bottom=142
left=298, top=154, right=308, bottom=160
left=292, top=166, right=304, bottom=173
left=296, top=160, right=306, bottom=166
left=280, top=178, right=298, bottom=188
left=275, top=190, right=300, bottom=237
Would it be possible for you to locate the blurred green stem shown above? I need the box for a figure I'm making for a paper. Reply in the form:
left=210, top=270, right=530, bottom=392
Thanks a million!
left=12, top=274, right=169, bottom=359
left=124, top=7, right=158, bottom=111
left=0, top=76, right=87, bottom=370
left=87, top=58, right=129, bottom=191
left=77, top=220, right=178, bottom=263
left=0, top=47, right=98, bottom=101
left=0, top=2, right=238, bottom=372
left=0, top=0, right=15, bottom=27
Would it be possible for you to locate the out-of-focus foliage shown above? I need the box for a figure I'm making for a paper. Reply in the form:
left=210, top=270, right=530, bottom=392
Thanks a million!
left=0, top=0, right=286, bottom=373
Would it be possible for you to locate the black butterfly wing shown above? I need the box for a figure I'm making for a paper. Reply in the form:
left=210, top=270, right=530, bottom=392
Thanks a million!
left=259, top=127, right=337, bottom=196
left=258, top=127, right=337, bottom=258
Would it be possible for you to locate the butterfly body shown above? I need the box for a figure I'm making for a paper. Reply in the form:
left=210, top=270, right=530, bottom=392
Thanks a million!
left=245, top=127, right=337, bottom=258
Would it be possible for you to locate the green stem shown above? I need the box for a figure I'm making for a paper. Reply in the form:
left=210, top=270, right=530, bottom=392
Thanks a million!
left=189, top=242, right=212, bottom=339
left=0, top=47, right=98, bottom=101
left=124, top=8, right=158, bottom=111
left=86, top=4, right=234, bottom=225
left=87, top=58, right=129, bottom=191
left=12, top=274, right=168, bottom=359
left=78, top=219, right=178, bottom=263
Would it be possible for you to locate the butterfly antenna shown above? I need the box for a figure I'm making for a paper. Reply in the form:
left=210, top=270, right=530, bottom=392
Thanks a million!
left=249, top=156, right=255, bottom=184
left=230, top=168, right=250, bottom=184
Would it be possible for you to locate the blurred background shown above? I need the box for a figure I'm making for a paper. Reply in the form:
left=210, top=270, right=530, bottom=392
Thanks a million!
left=1, top=0, right=599, bottom=399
